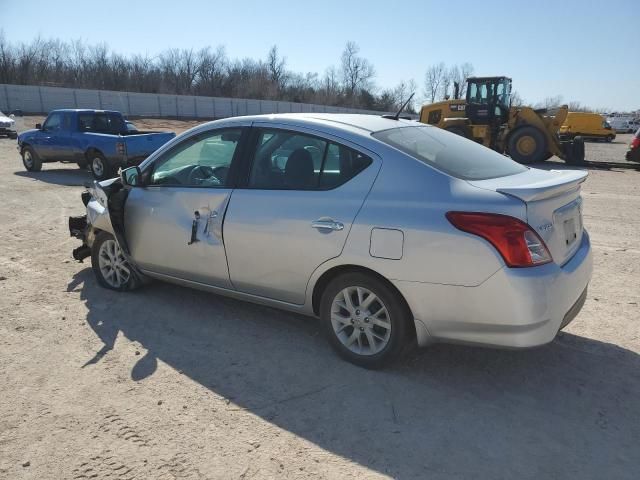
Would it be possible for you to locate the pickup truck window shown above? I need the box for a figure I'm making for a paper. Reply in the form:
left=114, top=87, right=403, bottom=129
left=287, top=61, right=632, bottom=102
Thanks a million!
left=78, top=113, right=125, bottom=134
left=43, top=112, right=63, bottom=132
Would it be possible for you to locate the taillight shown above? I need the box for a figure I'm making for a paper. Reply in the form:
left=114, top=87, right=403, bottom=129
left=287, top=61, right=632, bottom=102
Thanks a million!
left=446, top=212, right=552, bottom=268
left=116, top=141, right=126, bottom=156
left=631, top=137, right=640, bottom=149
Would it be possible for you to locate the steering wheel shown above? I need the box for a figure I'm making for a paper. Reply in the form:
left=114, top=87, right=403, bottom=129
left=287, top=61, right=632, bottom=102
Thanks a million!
left=187, top=165, right=216, bottom=185
left=212, top=166, right=230, bottom=183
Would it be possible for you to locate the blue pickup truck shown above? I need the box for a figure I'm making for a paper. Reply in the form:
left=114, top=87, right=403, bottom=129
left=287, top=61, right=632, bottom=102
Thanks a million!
left=17, top=109, right=175, bottom=179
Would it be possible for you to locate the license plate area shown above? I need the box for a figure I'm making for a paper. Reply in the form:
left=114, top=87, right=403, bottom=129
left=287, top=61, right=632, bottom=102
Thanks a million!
left=563, top=217, right=577, bottom=246
left=554, top=198, right=583, bottom=249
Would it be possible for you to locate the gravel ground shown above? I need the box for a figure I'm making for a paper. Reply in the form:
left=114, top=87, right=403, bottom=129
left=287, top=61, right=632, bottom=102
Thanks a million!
left=1, top=117, right=639, bottom=479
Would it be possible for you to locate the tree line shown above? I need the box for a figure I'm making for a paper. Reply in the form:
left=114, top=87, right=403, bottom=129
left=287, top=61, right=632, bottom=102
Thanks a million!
left=0, top=34, right=422, bottom=112
left=1, top=33, right=608, bottom=114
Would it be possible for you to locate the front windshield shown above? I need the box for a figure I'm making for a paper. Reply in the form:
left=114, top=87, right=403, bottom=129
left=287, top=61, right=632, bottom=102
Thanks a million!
left=468, top=79, right=511, bottom=107
left=496, top=79, right=511, bottom=107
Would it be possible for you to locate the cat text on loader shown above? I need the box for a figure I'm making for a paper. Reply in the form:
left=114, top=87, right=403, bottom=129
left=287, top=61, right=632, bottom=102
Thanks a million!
left=419, top=76, right=585, bottom=165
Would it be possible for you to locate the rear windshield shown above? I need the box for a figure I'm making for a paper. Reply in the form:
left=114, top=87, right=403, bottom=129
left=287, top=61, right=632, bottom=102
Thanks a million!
left=372, top=126, right=527, bottom=180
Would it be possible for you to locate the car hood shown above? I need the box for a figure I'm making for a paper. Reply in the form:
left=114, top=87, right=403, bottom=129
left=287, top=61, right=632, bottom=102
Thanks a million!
left=0, top=114, right=14, bottom=123
left=19, top=128, right=39, bottom=138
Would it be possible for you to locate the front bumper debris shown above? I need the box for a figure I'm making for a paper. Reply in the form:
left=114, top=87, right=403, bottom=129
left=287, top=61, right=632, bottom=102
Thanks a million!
left=69, top=214, right=91, bottom=262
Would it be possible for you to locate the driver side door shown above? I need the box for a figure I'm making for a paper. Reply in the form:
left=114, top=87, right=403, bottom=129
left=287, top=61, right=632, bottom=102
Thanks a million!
left=124, top=127, right=246, bottom=287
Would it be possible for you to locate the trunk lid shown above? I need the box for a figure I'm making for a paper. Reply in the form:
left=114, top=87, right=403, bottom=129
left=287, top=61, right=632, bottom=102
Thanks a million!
left=468, top=168, right=588, bottom=266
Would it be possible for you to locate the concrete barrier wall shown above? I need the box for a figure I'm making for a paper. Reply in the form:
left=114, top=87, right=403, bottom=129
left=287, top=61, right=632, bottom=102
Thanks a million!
left=0, top=84, right=386, bottom=118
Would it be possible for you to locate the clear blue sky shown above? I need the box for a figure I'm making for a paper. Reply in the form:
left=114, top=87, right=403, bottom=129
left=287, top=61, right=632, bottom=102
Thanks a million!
left=1, top=0, right=637, bottom=110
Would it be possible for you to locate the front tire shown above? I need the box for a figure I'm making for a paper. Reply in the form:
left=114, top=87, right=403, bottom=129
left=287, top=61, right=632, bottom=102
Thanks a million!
left=22, top=146, right=42, bottom=172
left=606, top=134, right=614, bottom=143
left=319, top=272, right=409, bottom=369
left=91, top=232, right=133, bottom=291
left=507, top=126, right=547, bottom=164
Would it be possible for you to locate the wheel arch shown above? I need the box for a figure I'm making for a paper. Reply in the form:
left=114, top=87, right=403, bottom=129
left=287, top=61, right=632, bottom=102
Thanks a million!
left=310, top=264, right=417, bottom=341
left=85, top=146, right=105, bottom=160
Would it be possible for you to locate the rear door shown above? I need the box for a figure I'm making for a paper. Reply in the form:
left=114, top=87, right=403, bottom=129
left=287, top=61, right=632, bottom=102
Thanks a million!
left=124, top=127, right=247, bottom=287
left=223, top=125, right=380, bottom=304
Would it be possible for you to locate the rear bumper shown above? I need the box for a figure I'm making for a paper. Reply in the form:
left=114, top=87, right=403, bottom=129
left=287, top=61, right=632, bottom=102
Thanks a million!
left=395, top=231, right=593, bottom=348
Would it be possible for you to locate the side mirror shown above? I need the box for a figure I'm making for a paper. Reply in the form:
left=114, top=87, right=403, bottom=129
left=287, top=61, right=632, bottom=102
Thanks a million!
left=121, top=166, right=142, bottom=187
left=35, top=123, right=42, bottom=130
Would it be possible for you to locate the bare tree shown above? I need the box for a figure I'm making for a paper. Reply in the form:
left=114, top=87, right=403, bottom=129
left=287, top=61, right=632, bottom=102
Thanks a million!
left=510, top=90, right=524, bottom=107
left=266, top=45, right=287, bottom=98
left=448, top=62, right=474, bottom=99
left=423, top=62, right=445, bottom=103
left=340, top=41, right=375, bottom=103
left=535, top=95, right=564, bottom=110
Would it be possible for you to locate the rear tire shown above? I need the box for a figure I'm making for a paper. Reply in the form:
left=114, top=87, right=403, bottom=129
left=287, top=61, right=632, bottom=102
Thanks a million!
left=22, top=146, right=42, bottom=172
left=507, top=126, right=547, bottom=164
left=319, top=272, right=409, bottom=369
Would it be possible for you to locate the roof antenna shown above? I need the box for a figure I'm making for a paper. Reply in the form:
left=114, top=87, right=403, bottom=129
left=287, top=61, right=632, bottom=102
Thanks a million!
left=383, top=93, right=415, bottom=120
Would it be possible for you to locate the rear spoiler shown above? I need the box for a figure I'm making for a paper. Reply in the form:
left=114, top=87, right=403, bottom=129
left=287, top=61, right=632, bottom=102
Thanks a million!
left=496, top=170, right=588, bottom=202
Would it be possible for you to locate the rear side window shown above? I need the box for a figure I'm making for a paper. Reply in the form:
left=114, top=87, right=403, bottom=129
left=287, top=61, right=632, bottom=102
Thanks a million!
left=77, top=113, right=124, bottom=134
left=372, top=126, right=527, bottom=180
left=248, top=129, right=372, bottom=190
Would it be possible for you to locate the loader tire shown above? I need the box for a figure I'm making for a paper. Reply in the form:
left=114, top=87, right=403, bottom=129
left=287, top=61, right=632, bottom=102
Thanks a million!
left=507, top=127, right=547, bottom=164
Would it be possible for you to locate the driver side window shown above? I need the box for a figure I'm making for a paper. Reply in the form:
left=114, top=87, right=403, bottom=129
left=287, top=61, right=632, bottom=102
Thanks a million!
left=43, top=113, right=63, bottom=132
left=150, top=128, right=242, bottom=187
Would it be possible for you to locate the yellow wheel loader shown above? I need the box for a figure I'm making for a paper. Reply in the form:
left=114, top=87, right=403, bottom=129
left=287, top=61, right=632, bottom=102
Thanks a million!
left=419, top=76, right=585, bottom=165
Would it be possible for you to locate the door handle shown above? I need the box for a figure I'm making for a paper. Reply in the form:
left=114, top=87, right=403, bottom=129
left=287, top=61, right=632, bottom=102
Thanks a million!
left=311, top=219, right=344, bottom=231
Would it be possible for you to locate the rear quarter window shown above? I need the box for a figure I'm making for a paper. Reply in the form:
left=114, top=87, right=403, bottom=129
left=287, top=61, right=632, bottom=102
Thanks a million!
left=372, top=126, right=527, bottom=180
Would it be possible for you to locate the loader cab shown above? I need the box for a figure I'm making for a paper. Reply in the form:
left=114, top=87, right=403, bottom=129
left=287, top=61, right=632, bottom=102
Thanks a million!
left=465, top=76, right=512, bottom=125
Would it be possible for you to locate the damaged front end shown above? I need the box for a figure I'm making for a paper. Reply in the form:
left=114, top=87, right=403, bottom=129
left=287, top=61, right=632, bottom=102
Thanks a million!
left=68, top=175, right=147, bottom=289
left=68, top=178, right=122, bottom=262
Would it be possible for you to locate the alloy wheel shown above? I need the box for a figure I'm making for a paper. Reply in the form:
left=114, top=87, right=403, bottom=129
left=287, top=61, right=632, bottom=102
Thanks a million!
left=98, top=239, right=130, bottom=288
left=330, top=286, right=391, bottom=356
left=23, top=150, right=33, bottom=168
left=92, top=157, right=104, bottom=178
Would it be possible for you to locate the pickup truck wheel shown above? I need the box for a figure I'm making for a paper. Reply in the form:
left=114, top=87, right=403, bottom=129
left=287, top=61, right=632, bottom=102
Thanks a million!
left=90, top=153, right=112, bottom=180
left=22, top=146, right=42, bottom=172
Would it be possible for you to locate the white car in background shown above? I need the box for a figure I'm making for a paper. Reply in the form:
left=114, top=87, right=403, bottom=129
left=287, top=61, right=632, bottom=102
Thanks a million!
left=607, top=117, right=634, bottom=133
left=0, top=110, right=17, bottom=139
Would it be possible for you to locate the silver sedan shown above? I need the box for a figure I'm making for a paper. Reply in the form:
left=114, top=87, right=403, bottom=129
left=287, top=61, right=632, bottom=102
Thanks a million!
left=69, top=114, right=592, bottom=368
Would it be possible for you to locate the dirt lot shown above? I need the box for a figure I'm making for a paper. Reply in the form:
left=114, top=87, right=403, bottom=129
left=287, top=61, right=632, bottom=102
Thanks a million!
left=1, top=117, right=639, bottom=479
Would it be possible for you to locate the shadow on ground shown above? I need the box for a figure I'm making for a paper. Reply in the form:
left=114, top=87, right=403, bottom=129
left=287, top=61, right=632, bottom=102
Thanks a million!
left=15, top=168, right=92, bottom=186
left=68, top=268, right=640, bottom=479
